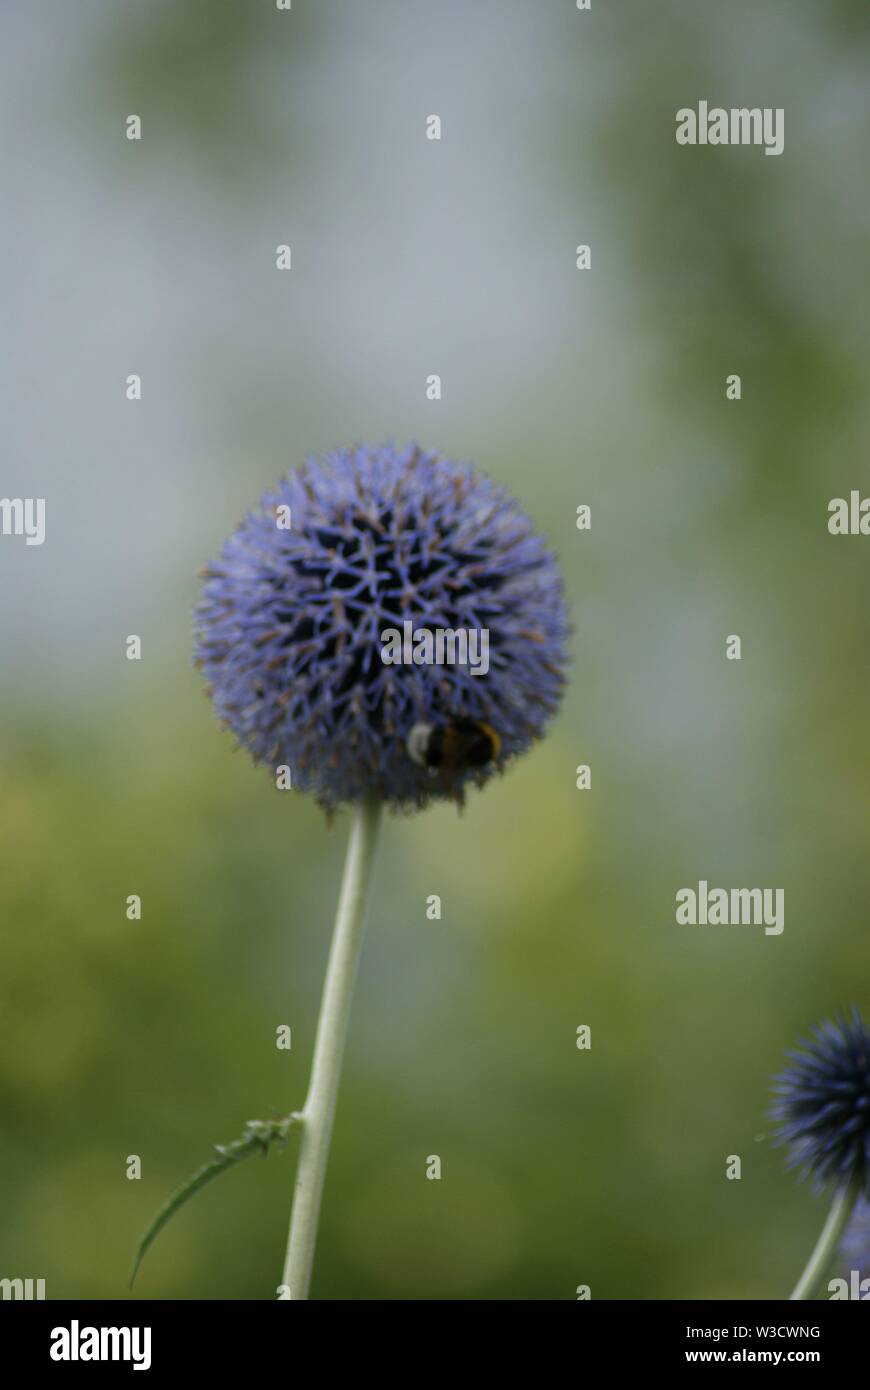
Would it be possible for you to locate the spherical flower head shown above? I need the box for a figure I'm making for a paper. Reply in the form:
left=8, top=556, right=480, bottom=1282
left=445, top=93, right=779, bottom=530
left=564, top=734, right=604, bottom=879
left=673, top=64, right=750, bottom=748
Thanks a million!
left=771, top=1007, right=870, bottom=1197
left=195, top=444, right=568, bottom=811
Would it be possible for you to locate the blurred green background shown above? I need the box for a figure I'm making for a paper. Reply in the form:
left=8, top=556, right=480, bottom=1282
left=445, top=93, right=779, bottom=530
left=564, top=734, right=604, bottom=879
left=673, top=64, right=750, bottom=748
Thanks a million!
left=2, top=0, right=870, bottom=1299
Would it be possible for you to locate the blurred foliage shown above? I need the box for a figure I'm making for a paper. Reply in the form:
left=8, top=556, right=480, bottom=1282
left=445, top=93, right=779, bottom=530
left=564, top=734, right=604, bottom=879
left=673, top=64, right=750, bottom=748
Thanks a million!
left=1, top=675, right=866, bottom=1299
left=81, top=0, right=325, bottom=191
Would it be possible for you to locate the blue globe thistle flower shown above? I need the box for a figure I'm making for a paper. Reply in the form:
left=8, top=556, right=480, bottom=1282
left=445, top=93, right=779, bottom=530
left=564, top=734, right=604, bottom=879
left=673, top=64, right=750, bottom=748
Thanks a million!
left=771, top=1008, right=870, bottom=1196
left=195, top=443, right=568, bottom=811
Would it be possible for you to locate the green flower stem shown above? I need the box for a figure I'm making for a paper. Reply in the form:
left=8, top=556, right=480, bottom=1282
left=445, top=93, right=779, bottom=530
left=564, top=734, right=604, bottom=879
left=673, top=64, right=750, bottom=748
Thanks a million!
left=282, top=796, right=382, bottom=1299
left=789, top=1177, right=862, bottom=1301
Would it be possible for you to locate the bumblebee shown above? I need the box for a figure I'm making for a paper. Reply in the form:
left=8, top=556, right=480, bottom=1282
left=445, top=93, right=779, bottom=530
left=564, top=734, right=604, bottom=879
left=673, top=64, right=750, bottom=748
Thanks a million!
left=407, top=717, right=500, bottom=773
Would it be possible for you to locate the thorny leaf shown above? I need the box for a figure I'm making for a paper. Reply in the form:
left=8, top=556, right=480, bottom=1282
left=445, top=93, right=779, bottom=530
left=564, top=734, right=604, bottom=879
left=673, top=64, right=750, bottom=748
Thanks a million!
left=130, top=1113, right=301, bottom=1287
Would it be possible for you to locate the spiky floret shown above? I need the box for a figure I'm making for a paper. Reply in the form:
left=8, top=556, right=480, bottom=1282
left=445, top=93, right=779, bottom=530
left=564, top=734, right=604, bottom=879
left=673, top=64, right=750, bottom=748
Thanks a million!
left=771, top=1008, right=870, bottom=1196
left=195, top=443, right=568, bottom=810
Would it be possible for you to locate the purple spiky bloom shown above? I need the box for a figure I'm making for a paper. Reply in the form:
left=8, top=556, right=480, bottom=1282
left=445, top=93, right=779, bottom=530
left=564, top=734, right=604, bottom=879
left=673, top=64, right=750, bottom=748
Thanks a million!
left=771, top=1008, right=870, bottom=1196
left=195, top=443, right=568, bottom=811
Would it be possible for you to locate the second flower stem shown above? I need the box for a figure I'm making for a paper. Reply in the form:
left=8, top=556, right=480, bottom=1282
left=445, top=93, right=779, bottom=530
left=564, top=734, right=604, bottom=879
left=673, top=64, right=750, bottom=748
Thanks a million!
left=281, top=796, right=382, bottom=1300
left=789, top=1177, right=861, bottom=1301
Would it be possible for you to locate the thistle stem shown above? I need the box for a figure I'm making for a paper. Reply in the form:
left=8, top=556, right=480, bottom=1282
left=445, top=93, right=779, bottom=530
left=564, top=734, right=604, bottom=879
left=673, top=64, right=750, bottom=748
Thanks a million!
left=789, top=1177, right=861, bottom=1301
left=281, top=796, right=382, bottom=1299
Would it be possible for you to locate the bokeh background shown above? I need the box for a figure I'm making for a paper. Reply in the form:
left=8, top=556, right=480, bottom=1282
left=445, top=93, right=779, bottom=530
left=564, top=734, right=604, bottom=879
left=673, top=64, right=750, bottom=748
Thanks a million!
left=2, top=0, right=869, bottom=1300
